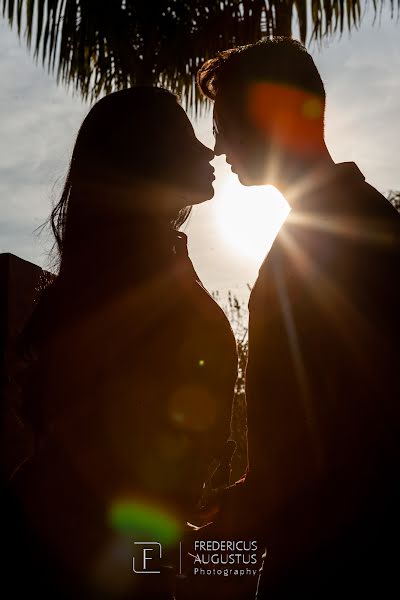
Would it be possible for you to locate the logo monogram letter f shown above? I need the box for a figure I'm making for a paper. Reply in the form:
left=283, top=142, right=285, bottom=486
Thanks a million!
left=132, top=542, right=162, bottom=574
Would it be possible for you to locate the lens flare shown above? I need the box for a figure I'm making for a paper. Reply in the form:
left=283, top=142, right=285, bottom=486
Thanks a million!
left=108, top=499, right=182, bottom=546
left=168, top=384, right=217, bottom=432
left=247, top=82, right=325, bottom=155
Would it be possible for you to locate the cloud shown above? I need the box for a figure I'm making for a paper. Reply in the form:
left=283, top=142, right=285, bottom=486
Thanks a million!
left=0, top=21, right=88, bottom=266
left=311, top=12, right=400, bottom=192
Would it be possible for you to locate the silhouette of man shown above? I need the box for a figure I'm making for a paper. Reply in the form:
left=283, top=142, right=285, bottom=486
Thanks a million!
left=197, top=38, right=400, bottom=597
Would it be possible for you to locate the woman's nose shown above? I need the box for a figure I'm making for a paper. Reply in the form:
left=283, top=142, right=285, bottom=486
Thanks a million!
left=202, top=143, right=215, bottom=162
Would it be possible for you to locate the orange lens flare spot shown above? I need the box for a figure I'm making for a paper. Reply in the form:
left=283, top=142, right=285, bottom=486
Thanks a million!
left=168, top=385, right=217, bottom=432
left=247, top=82, right=325, bottom=155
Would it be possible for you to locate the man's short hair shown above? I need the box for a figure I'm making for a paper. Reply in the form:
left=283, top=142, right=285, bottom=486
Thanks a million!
left=197, top=38, right=325, bottom=105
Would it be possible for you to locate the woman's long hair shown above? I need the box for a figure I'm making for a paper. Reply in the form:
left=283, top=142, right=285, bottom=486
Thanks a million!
left=20, top=87, right=193, bottom=357
left=48, top=87, right=192, bottom=275
left=49, top=170, right=191, bottom=274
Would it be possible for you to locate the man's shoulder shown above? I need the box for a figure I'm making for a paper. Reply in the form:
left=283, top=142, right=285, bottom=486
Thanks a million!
left=339, top=165, right=400, bottom=253
left=249, top=162, right=400, bottom=311
left=330, top=162, right=398, bottom=218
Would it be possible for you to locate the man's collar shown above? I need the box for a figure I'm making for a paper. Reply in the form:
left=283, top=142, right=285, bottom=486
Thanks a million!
left=284, top=160, right=366, bottom=211
left=334, top=161, right=365, bottom=182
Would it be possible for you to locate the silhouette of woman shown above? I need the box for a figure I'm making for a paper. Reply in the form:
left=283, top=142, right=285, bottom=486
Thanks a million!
left=4, top=88, right=238, bottom=599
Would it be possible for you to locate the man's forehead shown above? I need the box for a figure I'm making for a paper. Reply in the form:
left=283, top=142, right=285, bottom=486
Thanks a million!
left=214, top=93, right=237, bottom=122
left=214, top=88, right=249, bottom=129
left=213, top=95, right=224, bottom=118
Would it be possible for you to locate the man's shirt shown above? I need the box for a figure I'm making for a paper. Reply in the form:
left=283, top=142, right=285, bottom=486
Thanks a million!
left=245, top=162, right=400, bottom=593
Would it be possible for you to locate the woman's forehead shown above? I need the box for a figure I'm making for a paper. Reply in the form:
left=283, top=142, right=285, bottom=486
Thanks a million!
left=164, top=103, right=195, bottom=136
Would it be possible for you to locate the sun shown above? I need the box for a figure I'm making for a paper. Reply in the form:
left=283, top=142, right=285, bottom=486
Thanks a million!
left=214, top=174, right=290, bottom=263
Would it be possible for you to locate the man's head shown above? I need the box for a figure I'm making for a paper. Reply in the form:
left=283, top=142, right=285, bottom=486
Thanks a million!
left=197, top=38, right=327, bottom=187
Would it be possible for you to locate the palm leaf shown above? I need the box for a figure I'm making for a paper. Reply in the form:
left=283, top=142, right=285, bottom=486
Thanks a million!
left=2, top=0, right=399, bottom=112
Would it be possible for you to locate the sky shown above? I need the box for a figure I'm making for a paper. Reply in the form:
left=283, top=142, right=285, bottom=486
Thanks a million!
left=1, top=5, right=399, bottom=310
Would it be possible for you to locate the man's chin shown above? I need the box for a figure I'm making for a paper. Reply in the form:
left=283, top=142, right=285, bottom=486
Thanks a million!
left=237, top=170, right=269, bottom=187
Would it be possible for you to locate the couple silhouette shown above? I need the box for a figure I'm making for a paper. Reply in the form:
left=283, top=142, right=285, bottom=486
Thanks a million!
left=3, top=38, right=400, bottom=599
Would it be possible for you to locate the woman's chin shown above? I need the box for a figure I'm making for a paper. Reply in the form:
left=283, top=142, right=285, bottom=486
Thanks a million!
left=188, top=184, right=215, bottom=205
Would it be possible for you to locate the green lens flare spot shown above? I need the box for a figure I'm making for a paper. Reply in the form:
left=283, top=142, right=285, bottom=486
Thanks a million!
left=198, top=359, right=205, bottom=367
left=302, top=98, right=323, bottom=120
left=108, top=501, right=181, bottom=546
left=172, top=412, right=184, bottom=423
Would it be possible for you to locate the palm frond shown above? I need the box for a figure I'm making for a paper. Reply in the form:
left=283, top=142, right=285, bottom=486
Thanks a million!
left=2, top=1, right=399, bottom=111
